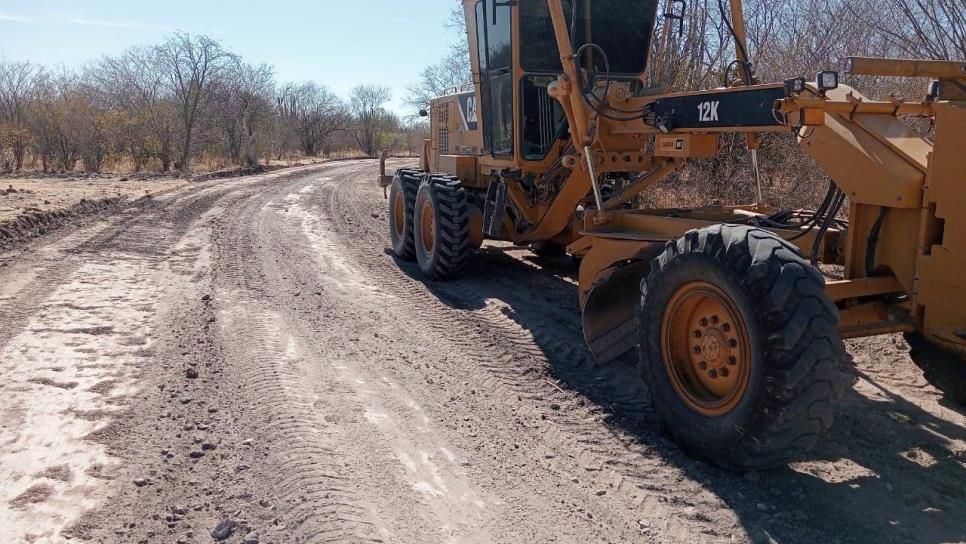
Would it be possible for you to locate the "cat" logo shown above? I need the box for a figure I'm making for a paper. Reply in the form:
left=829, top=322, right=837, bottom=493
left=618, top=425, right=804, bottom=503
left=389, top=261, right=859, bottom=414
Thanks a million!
left=459, top=94, right=478, bottom=131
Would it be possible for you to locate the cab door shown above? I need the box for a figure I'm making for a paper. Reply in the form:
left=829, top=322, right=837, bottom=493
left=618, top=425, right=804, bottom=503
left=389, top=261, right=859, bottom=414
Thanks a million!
left=473, top=0, right=515, bottom=160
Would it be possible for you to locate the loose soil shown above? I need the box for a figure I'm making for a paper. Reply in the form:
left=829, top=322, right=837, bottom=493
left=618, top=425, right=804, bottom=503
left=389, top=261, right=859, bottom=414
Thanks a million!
left=0, top=177, right=186, bottom=224
left=0, top=160, right=963, bottom=544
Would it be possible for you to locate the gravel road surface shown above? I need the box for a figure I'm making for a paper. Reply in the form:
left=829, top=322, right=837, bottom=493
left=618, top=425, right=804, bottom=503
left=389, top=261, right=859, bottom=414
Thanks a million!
left=1, top=160, right=963, bottom=544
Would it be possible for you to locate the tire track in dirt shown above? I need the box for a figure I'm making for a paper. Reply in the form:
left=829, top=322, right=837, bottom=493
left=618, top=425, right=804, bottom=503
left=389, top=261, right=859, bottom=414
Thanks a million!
left=0, top=179, right=243, bottom=542
left=309, top=160, right=966, bottom=544
left=308, top=163, right=740, bottom=542
left=252, top=168, right=647, bottom=542
left=208, top=168, right=391, bottom=543
left=0, top=163, right=368, bottom=543
left=249, top=171, right=510, bottom=543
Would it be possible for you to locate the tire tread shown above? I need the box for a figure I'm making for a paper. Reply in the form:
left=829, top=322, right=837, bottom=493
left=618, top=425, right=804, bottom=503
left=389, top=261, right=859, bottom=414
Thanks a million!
left=639, top=224, right=847, bottom=469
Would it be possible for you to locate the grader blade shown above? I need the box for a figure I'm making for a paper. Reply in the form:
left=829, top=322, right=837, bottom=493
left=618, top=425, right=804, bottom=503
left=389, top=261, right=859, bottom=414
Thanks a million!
left=582, top=261, right=651, bottom=365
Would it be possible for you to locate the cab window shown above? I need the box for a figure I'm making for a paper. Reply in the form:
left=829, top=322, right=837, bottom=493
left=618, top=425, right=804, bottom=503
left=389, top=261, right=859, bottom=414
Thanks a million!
left=475, top=0, right=514, bottom=157
left=521, top=0, right=656, bottom=75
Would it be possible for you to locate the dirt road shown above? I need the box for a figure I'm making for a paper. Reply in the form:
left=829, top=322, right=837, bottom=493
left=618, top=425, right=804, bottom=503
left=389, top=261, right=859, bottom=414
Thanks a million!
left=1, top=160, right=963, bottom=544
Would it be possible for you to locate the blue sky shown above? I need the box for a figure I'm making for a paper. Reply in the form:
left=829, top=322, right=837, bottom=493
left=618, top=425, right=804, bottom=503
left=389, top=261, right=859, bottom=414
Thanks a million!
left=0, top=0, right=459, bottom=115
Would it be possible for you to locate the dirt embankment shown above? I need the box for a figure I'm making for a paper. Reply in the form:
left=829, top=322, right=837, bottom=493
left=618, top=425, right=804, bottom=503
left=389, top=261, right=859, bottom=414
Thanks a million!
left=0, top=177, right=186, bottom=250
left=0, top=159, right=348, bottom=250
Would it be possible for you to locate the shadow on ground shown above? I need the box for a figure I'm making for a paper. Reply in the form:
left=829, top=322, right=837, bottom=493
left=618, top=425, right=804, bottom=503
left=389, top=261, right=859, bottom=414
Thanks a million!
left=396, top=245, right=966, bottom=544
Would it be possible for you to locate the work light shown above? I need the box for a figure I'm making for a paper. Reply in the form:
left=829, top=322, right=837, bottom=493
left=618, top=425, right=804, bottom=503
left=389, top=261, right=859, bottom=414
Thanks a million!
left=784, top=77, right=806, bottom=97
left=816, top=71, right=839, bottom=92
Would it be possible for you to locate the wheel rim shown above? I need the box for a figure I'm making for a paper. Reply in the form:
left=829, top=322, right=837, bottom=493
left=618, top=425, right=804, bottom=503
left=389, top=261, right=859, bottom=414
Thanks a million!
left=392, top=189, right=406, bottom=237
left=660, top=281, right=751, bottom=417
left=420, top=199, right=436, bottom=254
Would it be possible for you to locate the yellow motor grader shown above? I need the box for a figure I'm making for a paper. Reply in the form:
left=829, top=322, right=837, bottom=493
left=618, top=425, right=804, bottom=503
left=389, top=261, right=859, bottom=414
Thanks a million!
left=379, top=0, right=966, bottom=469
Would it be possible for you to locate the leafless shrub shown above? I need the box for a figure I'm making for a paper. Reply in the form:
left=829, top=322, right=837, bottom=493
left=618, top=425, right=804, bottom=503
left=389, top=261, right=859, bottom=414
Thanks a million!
left=277, top=82, right=349, bottom=158
left=0, top=58, right=37, bottom=171
left=0, top=32, right=428, bottom=175
left=349, top=85, right=395, bottom=158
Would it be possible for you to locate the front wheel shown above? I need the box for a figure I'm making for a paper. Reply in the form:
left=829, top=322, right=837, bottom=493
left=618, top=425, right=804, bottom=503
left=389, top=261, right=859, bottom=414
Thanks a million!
left=638, top=225, right=847, bottom=469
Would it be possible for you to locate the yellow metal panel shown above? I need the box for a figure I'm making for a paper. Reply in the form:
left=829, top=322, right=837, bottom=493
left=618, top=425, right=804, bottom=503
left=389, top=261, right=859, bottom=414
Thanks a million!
left=577, top=237, right=661, bottom=304
left=826, top=276, right=904, bottom=302
left=847, top=57, right=966, bottom=80
left=838, top=301, right=915, bottom=339
left=916, top=101, right=966, bottom=354
left=800, top=116, right=924, bottom=209
left=437, top=155, right=478, bottom=185
left=842, top=204, right=920, bottom=292
left=853, top=114, right=930, bottom=173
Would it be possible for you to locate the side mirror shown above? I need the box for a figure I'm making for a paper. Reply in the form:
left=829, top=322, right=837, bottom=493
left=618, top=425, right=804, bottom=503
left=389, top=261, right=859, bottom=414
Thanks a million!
left=419, top=109, right=429, bottom=118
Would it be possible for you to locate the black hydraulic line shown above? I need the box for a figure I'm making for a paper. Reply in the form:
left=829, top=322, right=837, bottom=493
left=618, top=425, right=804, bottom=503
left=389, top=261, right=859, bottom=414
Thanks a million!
left=865, top=207, right=889, bottom=277
left=787, top=181, right=838, bottom=241
left=811, top=190, right=846, bottom=266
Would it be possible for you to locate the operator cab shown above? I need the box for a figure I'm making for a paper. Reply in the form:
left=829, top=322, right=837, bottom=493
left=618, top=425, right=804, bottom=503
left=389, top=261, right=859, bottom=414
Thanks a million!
left=466, top=0, right=660, bottom=167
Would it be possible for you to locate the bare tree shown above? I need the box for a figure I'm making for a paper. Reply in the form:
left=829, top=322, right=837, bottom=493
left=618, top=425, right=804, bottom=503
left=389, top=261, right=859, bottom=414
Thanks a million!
left=277, top=82, right=347, bottom=157
left=215, top=60, right=276, bottom=167
left=27, top=71, right=55, bottom=172
left=853, top=0, right=965, bottom=60
left=0, top=58, right=37, bottom=171
left=402, top=119, right=430, bottom=157
left=349, top=85, right=393, bottom=157
left=404, top=45, right=471, bottom=117
left=156, top=33, right=228, bottom=174
left=29, top=69, right=83, bottom=172
left=94, top=47, right=178, bottom=171
left=8, top=0, right=949, bottom=181
left=404, top=5, right=471, bottom=118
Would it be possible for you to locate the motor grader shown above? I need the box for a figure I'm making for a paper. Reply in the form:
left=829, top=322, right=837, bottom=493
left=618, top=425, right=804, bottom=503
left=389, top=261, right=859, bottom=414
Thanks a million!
left=378, top=0, right=966, bottom=469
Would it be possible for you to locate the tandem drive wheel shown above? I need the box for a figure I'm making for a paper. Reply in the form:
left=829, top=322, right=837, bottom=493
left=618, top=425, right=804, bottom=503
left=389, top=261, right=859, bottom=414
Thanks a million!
left=388, top=169, right=422, bottom=261
left=413, top=175, right=471, bottom=281
left=638, top=224, right=848, bottom=469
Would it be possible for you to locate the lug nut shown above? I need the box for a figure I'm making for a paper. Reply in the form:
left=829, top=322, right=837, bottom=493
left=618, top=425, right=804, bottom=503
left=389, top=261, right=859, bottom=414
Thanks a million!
left=729, top=339, right=738, bottom=348
left=693, top=346, right=702, bottom=354
left=708, top=369, right=718, bottom=379
left=699, top=318, right=709, bottom=327
left=699, top=361, right=708, bottom=370
left=720, top=367, right=730, bottom=378
left=722, top=323, right=731, bottom=333
left=693, top=330, right=702, bottom=338
left=711, top=315, right=720, bottom=325
left=729, top=356, right=737, bottom=365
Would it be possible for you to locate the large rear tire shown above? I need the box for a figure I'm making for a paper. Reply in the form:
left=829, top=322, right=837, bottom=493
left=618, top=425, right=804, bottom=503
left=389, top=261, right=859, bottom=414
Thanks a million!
left=414, top=175, right=471, bottom=280
left=905, top=333, right=966, bottom=405
left=638, top=225, right=847, bottom=469
left=388, top=169, right=422, bottom=261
